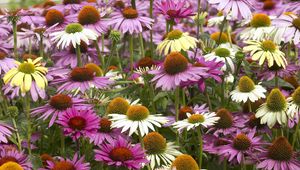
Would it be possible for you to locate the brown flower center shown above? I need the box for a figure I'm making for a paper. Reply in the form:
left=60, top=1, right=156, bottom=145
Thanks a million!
left=292, top=87, right=300, bottom=106
left=52, top=161, right=76, bottom=170
left=126, top=105, right=149, bottom=121
left=78, top=6, right=100, bottom=25
left=248, top=114, right=264, bottom=129
left=210, top=32, right=229, bottom=44
left=261, top=40, right=276, bottom=52
left=215, top=108, right=233, bottom=129
left=0, top=52, right=6, bottom=60
left=70, top=67, right=95, bottom=82
left=268, top=137, right=293, bottom=161
left=68, top=116, right=86, bottom=130
left=250, top=13, right=271, bottom=28
left=22, top=54, right=38, bottom=61
left=292, top=17, right=300, bottom=30
left=43, top=0, right=56, bottom=8
left=45, top=9, right=64, bottom=26
left=179, top=106, right=194, bottom=120
left=63, top=0, right=81, bottom=5
left=171, top=154, right=199, bottom=170
left=49, top=94, right=73, bottom=110
left=238, top=76, right=255, bottom=92
left=69, top=41, right=88, bottom=54
left=113, top=0, right=125, bottom=9
left=106, top=97, right=130, bottom=114
left=40, top=154, right=54, bottom=167
left=99, top=118, right=112, bottom=133
left=233, top=133, right=251, bottom=151
left=137, top=57, right=155, bottom=68
left=17, top=23, right=30, bottom=32
left=163, top=52, right=188, bottom=75
left=263, top=0, right=275, bottom=10
left=122, top=7, right=138, bottom=19
left=143, top=132, right=167, bottom=154
left=0, top=156, right=18, bottom=166
left=109, top=147, right=133, bottom=161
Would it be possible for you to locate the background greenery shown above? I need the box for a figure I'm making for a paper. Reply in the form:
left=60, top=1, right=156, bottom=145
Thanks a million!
left=0, top=0, right=59, bottom=9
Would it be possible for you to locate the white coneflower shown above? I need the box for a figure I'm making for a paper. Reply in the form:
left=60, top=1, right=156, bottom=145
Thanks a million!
left=172, top=111, right=220, bottom=131
left=51, top=23, right=98, bottom=49
left=243, top=39, right=287, bottom=68
left=256, top=88, right=288, bottom=128
left=143, top=132, right=181, bottom=169
left=230, top=76, right=266, bottom=103
left=287, top=87, right=300, bottom=119
left=109, top=105, right=167, bottom=136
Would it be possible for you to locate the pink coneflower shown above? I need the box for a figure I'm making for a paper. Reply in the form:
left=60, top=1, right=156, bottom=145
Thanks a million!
left=77, top=5, right=108, bottom=35
left=49, top=0, right=90, bottom=14
left=88, top=117, right=123, bottom=146
left=31, top=94, right=92, bottom=127
left=107, top=6, right=153, bottom=34
left=207, top=109, right=245, bottom=136
left=52, top=67, right=114, bottom=94
left=0, top=147, right=32, bottom=170
left=184, top=55, right=223, bottom=92
left=0, top=123, right=13, bottom=143
left=203, top=134, right=230, bottom=155
left=273, top=13, right=300, bottom=45
left=149, top=52, right=208, bottom=91
left=255, top=0, right=284, bottom=16
left=208, top=0, right=254, bottom=20
left=154, top=0, right=195, bottom=23
left=258, top=62, right=299, bottom=81
left=0, top=23, right=11, bottom=37
left=56, top=107, right=100, bottom=140
left=0, top=52, right=17, bottom=75
left=94, top=136, right=149, bottom=169
left=218, top=130, right=264, bottom=164
left=40, top=153, right=90, bottom=170
left=257, top=137, right=300, bottom=170
left=52, top=42, right=100, bottom=68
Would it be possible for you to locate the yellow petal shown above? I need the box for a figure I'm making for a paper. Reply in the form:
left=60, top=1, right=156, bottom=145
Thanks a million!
left=24, top=74, right=32, bottom=91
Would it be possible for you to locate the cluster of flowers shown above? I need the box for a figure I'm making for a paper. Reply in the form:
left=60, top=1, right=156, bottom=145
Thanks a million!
left=0, top=0, right=299, bottom=169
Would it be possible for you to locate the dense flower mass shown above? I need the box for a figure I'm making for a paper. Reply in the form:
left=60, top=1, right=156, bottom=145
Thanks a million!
left=0, top=0, right=300, bottom=170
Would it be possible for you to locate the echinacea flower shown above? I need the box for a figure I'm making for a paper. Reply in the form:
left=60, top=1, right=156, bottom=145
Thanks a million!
left=107, top=6, right=153, bottom=34
left=240, top=13, right=276, bottom=41
left=88, top=117, right=122, bottom=146
left=287, top=87, right=300, bottom=119
left=208, top=0, right=254, bottom=20
left=257, top=137, right=300, bottom=170
left=143, top=132, right=181, bottom=169
left=171, top=154, right=199, bottom=170
left=157, top=29, right=198, bottom=55
left=0, top=52, right=17, bottom=75
left=51, top=23, right=98, bottom=49
left=273, top=13, right=300, bottom=45
left=56, top=107, right=100, bottom=140
left=218, top=130, right=264, bottom=164
left=256, top=88, right=288, bottom=128
left=0, top=148, right=32, bottom=170
left=243, top=39, right=287, bottom=68
left=52, top=66, right=113, bottom=94
left=31, top=94, right=92, bottom=127
left=3, top=57, right=48, bottom=93
left=40, top=153, right=90, bottom=170
left=230, top=76, right=266, bottom=103
left=109, top=105, right=167, bottom=136
left=150, top=52, right=208, bottom=91
left=0, top=123, right=13, bottom=143
left=44, top=9, right=77, bottom=30
left=204, top=43, right=238, bottom=72
left=172, top=111, right=220, bottom=131
left=94, top=136, right=148, bottom=170
left=106, top=97, right=140, bottom=115
left=208, top=108, right=245, bottom=136
left=77, top=5, right=108, bottom=34
left=154, top=0, right=195, bottom=23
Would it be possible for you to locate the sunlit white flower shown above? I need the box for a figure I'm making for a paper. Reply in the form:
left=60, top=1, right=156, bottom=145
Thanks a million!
left=287, top=87, right=300, bottom=119
left=51, top=23, right=98, bottom=49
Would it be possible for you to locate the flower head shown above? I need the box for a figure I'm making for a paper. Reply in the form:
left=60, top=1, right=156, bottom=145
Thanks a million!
left=171, top=154, right=199, bottom=170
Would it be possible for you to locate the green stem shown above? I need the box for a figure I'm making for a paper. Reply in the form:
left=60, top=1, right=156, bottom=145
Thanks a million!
left=12, top=20, right=18, bottom=59
left=248, top=100, right=252, bottom=112
left=275, top=71, right=278, bottom=88
left=223, top=160, right=227, bottom=170
left=12, top=118, right=22, bottom=151
left=292, top=122, right=299, bottom=148
left=24, top=93, right=32, bottom=156
left=129, top=35, right=134, bottom=73
left=139, top=33, right=145, bottom=58
left=175, top=87, right=180, bottom=145
left=197, top=127, right=203, bottom=168
left=105, top=41, right=116, bottom=73
left=131, top=0, right=136, bottom=9
left=221, top=76, right=225, bottom=106
left=61, top=130, right=65, bottom=157
left=0, top=81, right=8, bottom=112
left=76, top=44, right=82, bottom=67
left=94, top=40, right=105, bottom=67
left=39, top=35, right=44, bottom=59
left=205, top=89, right=212, bottom=110
left=218, top=17, right=227, bottom=45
